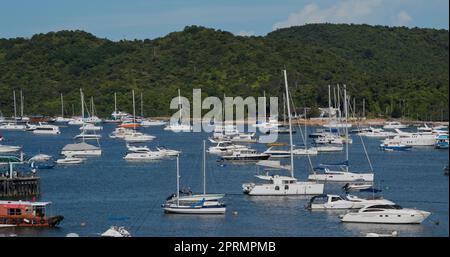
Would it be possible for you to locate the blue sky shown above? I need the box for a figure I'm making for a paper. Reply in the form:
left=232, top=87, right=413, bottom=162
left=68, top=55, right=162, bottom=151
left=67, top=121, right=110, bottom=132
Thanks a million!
left=0, top=0, right=448, bottom=40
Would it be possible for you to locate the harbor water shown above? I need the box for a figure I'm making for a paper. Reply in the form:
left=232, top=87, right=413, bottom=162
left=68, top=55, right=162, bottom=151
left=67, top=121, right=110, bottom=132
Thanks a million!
left=0, top=124, right=448, bottom=237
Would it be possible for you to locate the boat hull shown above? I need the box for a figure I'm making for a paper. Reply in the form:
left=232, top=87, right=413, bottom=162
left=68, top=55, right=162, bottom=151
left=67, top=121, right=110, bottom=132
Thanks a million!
left=244, top=182, right=324, bottom=196
left=308, top=172, right=374, bottom=182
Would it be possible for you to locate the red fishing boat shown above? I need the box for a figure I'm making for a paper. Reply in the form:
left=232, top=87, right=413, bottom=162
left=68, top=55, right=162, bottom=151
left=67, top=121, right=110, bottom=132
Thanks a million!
left=0, top=200, right=63, bottom=228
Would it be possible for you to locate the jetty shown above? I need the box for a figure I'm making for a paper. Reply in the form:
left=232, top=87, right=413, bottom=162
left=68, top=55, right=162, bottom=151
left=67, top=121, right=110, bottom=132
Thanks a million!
left=0, top=163, right=40, bottom=197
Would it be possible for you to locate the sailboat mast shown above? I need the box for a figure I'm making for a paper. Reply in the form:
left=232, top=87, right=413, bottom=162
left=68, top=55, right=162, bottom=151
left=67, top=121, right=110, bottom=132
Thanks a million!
left=203, top=140, right=206, bottom=195
left=328, top=85, right=332, bottom=132
left=140, top=92, right=144, bottom=117
left=132, top=90, right=136, bottom=124
left=337, top=84, right=341, bottom=124
left=283, top=94, right=286, bottom=124
left=91, top=96, right=94, bottom=117
left=114, top=92, right=117, bottom=114
left=283, top=69, right=294, bottom=177
left=80, top=88, right=84, bottom=119
left=13, top=90, right=17, bottom=120
left=61, top=93, right=64, bottom=118
left=344, top=85, right=349, bottom=171
left=20, top=90, right=24, bottom=118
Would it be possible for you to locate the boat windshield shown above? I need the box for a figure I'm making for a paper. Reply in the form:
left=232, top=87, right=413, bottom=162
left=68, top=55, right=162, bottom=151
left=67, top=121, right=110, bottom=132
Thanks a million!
left=367, top=204, right=401, bottom=210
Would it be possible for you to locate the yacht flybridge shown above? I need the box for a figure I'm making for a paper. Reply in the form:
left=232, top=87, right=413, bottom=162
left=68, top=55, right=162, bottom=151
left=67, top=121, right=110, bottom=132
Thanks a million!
left=242, top=69, right=324, bottom=196
left=307, top=194, right=394, bottom=210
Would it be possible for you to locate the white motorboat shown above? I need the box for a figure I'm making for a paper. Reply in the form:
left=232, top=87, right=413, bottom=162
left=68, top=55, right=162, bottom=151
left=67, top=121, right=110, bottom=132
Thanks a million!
left=109, top=127, right=133, bottom=139
left=126, top=144, right=150, bottom=153
left=61, top=142, right=102, bottom=157
left=67, top=118, right=85, bottom=125
left=229, top=133, right=257, bottom=143
left=156, top=147, right=181, bottom=156
left=56, top=157, right=85, bottom=164
left=123, top=151, right=165, bottom=161
left=381, top=129, right=436, bottom=146
left=312, top=144, right=343, bottom=152
left=80, top=123, right=103, bottom=131
left=383, top=121, right=407, bottom=130
left=123, top=132, right=155, bottom=142
left=0, top=144, right=21, bottom=153
left=357, top=127, right=396, bottom=138
left=29, top=154, right=52, bottom=162
left=307, top=194, right=395, bottom=210
left=207, top=141, right=247, bottom=156
left=339, top=204, right=431, bottom=224
left=32, top=123, right=60, bottom=135
left=0, top=123, right=26, bottom=131
left=242, top=69, right=324, bottom=196
left=221, top=149, right=270, bottom=162
left=263, top=146, right=318, bottom=158
left=101, top=226, right=131, bottom=237
left=74, top=132, right=102, bottom=140
left=140, top=119, right=166, bottom=126
left=365, top=231, right=398, bottom=237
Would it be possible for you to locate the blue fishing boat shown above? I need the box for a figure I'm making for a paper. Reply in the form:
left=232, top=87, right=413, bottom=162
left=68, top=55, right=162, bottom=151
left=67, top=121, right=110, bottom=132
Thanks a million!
left=379, top=142, right=412, bottom=151
left=435, top=134, right=449, bottom=149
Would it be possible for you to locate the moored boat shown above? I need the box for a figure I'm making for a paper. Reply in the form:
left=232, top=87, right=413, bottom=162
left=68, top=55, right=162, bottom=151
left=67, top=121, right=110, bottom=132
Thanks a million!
left=0, top=200, right=63, bottom=227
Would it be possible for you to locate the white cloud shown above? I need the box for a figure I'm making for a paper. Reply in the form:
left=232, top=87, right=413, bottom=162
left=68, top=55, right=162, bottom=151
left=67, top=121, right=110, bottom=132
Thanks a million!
left=273, top=0, right=383, bottom=30
left=236, top=30, right=256, bottom=37
left=395, top=10, right=412, bottom=26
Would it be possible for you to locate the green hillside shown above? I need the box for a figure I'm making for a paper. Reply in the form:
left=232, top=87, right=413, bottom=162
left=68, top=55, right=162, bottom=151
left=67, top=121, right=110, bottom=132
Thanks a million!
left=0, top=24, right=448, bottom=120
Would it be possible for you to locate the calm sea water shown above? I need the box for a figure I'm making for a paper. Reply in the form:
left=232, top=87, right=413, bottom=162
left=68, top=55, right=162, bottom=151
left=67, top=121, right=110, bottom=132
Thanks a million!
left=0, top=124, right=448, bottom=237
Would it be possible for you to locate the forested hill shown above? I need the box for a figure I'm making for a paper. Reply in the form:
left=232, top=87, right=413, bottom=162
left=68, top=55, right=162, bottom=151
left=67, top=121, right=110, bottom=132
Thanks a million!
left=0, top=24, right=448, bottom=120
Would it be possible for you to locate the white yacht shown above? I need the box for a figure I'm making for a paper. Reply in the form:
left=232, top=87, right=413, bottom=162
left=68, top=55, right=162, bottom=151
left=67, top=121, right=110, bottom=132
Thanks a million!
left=156, top=147, right=181, bottom=157
left=74, top=132, right=102, bottom=140
left=307, top=194, right=394, bottom=210
left=263, top=146, right=318, bottom=158
left=0, top=123, right=26, bottom=131
left=32, top=123, right=61, bottom=135
left=312, top=144, right=343, bottom=152
left=383, top=121, right=407, bottom=130
left=0, top=144, right=21, bottom=153
left=140, top=119, right=167, bottom=127
left=61, top=142, right=102, bottom=157
left=67, top=117, right=85, bottom=125
left=242, top=69, right=324, bottom=196
left=80, top=123, right=103, bottom=131
left=101, top=226, right=132, bottom=237
left=340, top=204, right=431, bottom=224
left=357, top=127, right=396, bottom=138
left=123, top=151, right=165, bottom=161
left=109, top=127, right=133, bottom=139
left=221, top=148, right=270, bottom=162
left=207, top=141, right=247, bottom=156
left=381, top=129, right=436, bottom=146
left=123, top=132, right=155, bottom=143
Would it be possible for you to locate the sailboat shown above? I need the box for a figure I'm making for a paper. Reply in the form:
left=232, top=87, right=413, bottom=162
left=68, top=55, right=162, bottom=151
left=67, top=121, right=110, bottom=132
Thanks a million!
left=55, top=93, right=71, bottom=122
left=162, top=141, right=226, bottom=214
left=308, top=86, right=374, bottom=182
left=68, top=89, right=87, bottom=125
left=164, top=89, right=192, bottom=132
left=242, top=69, right=324, bottom=196
left=0, top=91, right=26, bottom=131
left=105, top=93, right=129, bottom=123
left=123, top=90, right=154, bottom=142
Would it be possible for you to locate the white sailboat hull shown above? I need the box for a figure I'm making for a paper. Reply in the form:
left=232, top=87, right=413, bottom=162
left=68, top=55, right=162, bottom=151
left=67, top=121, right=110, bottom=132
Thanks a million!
left=244, top=182, right=324, bottom=196
left=163, top=206, right=226, bottom=214
left=308, top=172, right=374, bottom=182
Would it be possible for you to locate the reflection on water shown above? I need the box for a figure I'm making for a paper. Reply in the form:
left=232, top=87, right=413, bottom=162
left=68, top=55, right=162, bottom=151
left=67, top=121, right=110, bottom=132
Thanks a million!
left=0, top=124, right=448, bottom=237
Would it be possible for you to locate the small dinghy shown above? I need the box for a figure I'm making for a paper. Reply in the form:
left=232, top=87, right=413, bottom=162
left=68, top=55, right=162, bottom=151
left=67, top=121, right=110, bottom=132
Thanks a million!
left=101, top=226, right=131, bottom=237
left=366, top=231, right=398, bottom=237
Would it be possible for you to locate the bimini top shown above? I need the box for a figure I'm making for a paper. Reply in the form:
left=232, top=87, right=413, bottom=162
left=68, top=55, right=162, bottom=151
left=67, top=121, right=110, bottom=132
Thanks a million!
left=62, top=142, right=100, bottom=151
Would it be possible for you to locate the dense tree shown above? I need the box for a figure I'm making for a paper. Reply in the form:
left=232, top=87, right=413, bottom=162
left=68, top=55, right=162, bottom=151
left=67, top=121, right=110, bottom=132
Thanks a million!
left=0, top=24, right=448, bottom=120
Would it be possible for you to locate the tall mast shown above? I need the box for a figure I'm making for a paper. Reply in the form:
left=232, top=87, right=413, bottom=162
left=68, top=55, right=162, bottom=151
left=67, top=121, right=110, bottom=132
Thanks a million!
left=20, top=90, right=24, bottom=117
left=61, top=93, right=64, bottom=118
left=91, top=96, right=94, bottom=117
left=283, top=93, right=286, bottom=124
left=283, top=69, right=294, bottom=178
left=80, top=88, right=84, bottom=119
left=132, top=89, right=136, bottom=124
left=140, top=92, right=144, bottom=117
left=363, top=98, right=366, bottom=119
left=337, top=84, right=341, bottom=124
left=114, top=92, right=117, bottom=114
left=328, top=85, right=332, bottom=132
left=13, top=90, right=17, bottom=120
left=344, top=85, right=349, bottom=171
left=203, top=140, right=206, bottom=195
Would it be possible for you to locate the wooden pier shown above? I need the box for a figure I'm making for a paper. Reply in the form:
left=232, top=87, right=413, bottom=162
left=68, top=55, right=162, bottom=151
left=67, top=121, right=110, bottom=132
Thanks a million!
left=0, top=175, right=40, bottom=198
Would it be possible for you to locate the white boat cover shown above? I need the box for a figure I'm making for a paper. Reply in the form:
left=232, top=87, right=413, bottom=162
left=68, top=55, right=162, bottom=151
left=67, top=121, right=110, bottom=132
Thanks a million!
left=62, top=142, right=100, bottom=151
